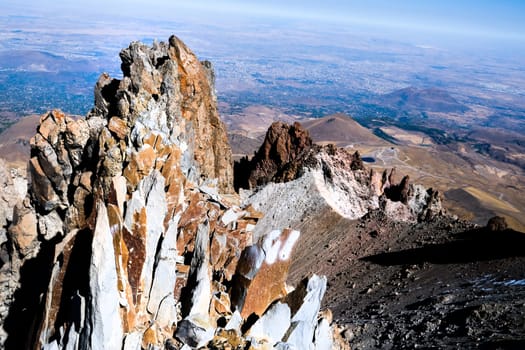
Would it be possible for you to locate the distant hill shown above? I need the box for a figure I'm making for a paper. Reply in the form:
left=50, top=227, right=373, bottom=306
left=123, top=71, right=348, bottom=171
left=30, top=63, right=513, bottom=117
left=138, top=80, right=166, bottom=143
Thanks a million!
left=221, top=105, right=299, bottom=138
left=228, top=132, right=264, bottom=160
left=381, top=87, right=469, bottom=113
left=0, top=50, right=97, bottom=72
left=0, top=114, right=39, bottom=168
left=301, top=113, right=388, bottom=147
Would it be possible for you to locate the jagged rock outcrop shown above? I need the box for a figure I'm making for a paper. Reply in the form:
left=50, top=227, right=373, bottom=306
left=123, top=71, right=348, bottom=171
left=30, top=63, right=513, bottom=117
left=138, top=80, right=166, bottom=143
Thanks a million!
left=239, top=121, right=445, bottom=240
left=236, top=121, right=367, bottom=191
left=246, top=121, right=312, bottom=187
left=375, top=169, right=444, bottom=222
left=486, top=216, right=509, bottom=232
left=0, top=36, right=344, bottom=349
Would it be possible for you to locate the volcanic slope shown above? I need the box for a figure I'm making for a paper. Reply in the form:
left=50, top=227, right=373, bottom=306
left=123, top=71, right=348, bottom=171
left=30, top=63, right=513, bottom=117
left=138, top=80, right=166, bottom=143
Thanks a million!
left=300, top=113, right=388, bottom=147
left=0, top=114, right=40, bottom=169
left=238, top=121, right=525, bottom=349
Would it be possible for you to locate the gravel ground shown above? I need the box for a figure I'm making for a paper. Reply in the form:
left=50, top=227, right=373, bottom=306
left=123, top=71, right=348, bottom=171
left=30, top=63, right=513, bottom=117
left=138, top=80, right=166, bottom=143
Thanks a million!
left=289, top=211, right=525, bottom=349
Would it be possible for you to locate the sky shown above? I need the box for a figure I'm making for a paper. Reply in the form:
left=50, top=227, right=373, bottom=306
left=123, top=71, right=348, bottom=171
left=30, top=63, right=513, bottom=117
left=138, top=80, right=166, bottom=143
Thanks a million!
left=179, top=0, right=525, bottom=38
left=5, top=0, right=524, bottom=37
left=3, top=0, right=525, bottom=48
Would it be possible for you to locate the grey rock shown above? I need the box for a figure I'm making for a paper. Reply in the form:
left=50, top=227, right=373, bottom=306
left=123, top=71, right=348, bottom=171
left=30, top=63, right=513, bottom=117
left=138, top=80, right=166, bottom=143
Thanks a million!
left=185, top=220, right=212, bottom=319
left=0, top=160, right=27, bottom=242
left=284, top=321, right=315, bottom=350
left=122, top=332, right=143, bottom=350
left=147, top=214, right=179, bottom=317
left=225, top=310, right=243, bottom=331
left=176, top=318, right=214, bottom=349
left=140, top=170, right=167, bottom=308
left=38, top=210, right=63, bottom=240
left=246, top=302, right=291, bottom=345
left=85, top=202, right=123, bottom=350
left=290, top=275, right=327, bottom=324
left=314, top=318, right=333, bottom=350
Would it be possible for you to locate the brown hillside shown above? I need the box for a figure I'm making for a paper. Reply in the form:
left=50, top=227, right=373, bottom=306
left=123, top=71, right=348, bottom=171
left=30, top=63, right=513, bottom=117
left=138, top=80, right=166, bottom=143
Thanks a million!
left=301, top=113, right=388, bottom=147
left=0, top=114, right=40, bottom=168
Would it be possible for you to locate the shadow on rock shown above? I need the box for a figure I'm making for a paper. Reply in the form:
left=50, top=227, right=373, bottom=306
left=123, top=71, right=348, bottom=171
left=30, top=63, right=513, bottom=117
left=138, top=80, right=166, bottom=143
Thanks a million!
left=3, top=239, right=56, bottom=350
left=363, top=227, right=525, bottom=266
left=479, top=339, right=525, bottom=350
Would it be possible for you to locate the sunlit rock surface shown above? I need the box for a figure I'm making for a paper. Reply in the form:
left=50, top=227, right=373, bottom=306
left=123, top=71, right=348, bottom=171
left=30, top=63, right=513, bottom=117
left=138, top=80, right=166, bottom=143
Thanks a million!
left=0, top=36, right=344, bottom=349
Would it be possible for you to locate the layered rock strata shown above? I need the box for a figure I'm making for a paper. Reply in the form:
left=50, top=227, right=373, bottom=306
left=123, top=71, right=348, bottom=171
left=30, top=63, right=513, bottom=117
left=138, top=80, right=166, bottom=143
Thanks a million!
left=0, top=36, right=344, bottom=349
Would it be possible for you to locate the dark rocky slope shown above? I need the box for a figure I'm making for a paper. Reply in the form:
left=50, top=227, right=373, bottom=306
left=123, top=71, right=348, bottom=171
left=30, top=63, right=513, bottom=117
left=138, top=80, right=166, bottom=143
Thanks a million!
left=236, top=122, right=525, bottom=349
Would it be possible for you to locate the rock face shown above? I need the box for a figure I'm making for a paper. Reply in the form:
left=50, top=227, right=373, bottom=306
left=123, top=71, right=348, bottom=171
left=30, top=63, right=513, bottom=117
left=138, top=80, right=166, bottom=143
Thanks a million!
left=0, top=160, right=28, bottom=247
left=239, top=122, right=444, bottom=241
left=241, top=121, right=312, bottom=189
left=0, top=36, right=344, bottom=349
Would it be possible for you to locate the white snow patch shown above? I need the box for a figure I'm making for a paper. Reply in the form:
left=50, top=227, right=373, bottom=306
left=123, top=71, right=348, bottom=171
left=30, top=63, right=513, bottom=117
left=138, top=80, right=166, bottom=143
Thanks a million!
left=262, top=230, right=283, bottom=265
left=279, top=230, right=300, bottom=261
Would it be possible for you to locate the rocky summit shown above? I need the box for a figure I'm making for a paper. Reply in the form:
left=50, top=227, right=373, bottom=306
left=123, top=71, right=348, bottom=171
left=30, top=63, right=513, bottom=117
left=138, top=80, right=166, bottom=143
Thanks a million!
left=0, top=35, right=350, bottom=349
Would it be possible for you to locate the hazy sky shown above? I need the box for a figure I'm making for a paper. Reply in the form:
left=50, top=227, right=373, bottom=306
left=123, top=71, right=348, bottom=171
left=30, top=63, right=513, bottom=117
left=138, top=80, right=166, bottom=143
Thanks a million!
left=3, top=0, right=525, bottom=44
left=183, top=0, right=525, bottom=38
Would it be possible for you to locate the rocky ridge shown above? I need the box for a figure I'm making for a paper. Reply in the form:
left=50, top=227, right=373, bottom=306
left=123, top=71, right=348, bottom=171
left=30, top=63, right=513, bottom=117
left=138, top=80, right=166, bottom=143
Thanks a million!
left=0, top=36, right=346, bottom=349
left=237, top=122, right=444, bottom=240
left=235, top=124, right=525, bottom=349
left=0, top=34, right=522, bottom=350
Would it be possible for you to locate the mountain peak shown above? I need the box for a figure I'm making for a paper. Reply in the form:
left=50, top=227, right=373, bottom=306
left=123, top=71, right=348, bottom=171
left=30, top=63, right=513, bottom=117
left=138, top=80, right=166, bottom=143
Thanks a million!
left=0, top=36, right=347, bottom=349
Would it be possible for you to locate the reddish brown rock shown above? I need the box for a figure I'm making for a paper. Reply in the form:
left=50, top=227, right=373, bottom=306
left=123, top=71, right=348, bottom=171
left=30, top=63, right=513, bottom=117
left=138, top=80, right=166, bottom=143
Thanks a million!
left=239, top=122, right=313, bottom=189
left=37, top=110, right=67, bottom=144
left=122, top=145, right=157, bottom=191
left=177, top=192, right=207, bottom=254
left=167, top=36, right=234, bottom=193
left=232, top=229, right=301, bottom=319
left=123, top=208, right=147, bottom=307
left=211, top=292, right=231, bottom=317
left=384, top=174, right=411, bottom=204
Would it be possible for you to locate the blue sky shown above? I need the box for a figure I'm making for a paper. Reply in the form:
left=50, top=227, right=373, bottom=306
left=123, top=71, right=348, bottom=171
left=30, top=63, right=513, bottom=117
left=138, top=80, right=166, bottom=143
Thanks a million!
left=4, top=0, right=525, bottom=43
left=200, top=0, right=525, bottom=39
